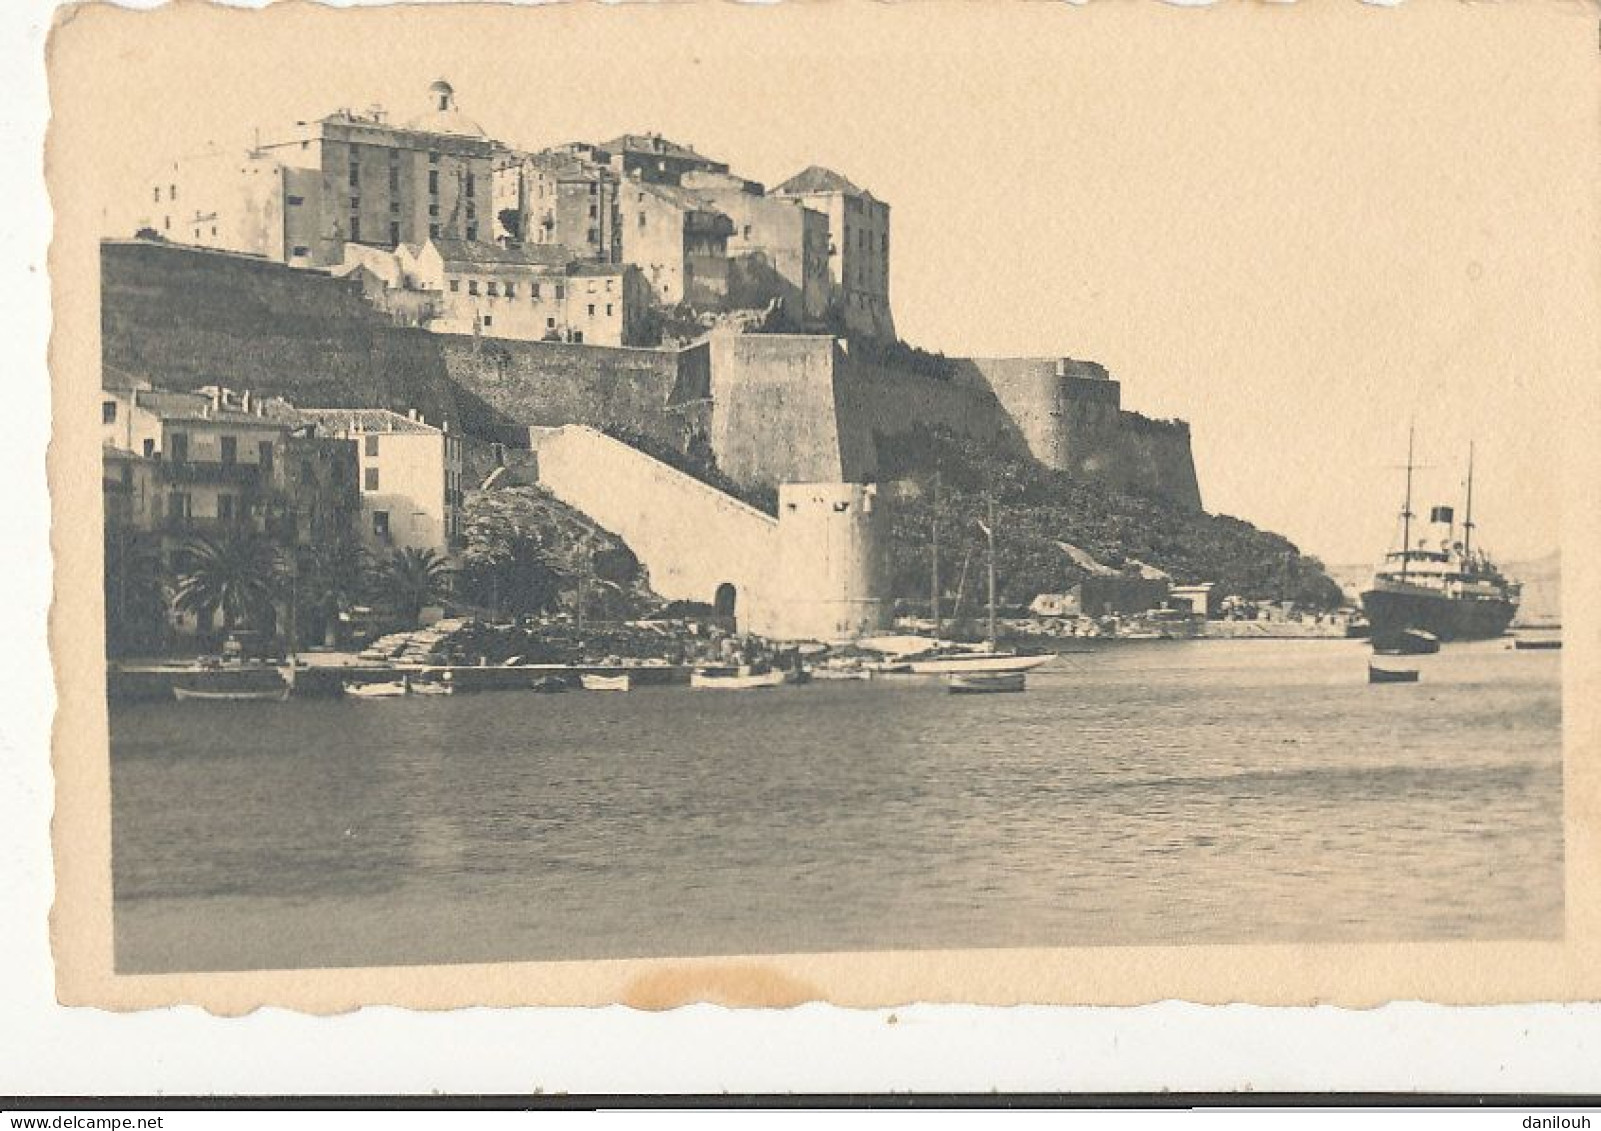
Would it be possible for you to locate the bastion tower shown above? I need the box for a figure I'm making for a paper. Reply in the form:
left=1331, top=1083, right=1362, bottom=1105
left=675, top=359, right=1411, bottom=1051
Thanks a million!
left=771, top=483, right=890, bottom=642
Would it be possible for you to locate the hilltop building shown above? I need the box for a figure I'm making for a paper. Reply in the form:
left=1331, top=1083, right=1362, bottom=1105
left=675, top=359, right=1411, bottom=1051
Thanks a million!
left=601, top=133, right=729, bottom=186
left=620, top=182, right=735, bottom=306
left=132, top=79, right=496, bottom=269
left=492, top=148, right=622, bottom=263
left=774, top=166, right=893, bottom=338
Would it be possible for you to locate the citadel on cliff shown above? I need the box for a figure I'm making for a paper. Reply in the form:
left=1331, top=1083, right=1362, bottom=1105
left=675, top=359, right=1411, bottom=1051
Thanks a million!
left=106, top=79, right=1204, bottom=642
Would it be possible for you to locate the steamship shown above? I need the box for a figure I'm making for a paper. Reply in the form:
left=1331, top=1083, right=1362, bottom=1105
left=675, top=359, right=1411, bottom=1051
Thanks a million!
left=1360, top=433, right=1519, bottom=646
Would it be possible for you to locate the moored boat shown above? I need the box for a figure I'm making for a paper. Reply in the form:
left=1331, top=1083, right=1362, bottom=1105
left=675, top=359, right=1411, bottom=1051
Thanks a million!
left=689, top=667, right=786, bottom=691
left=1513, top=638, right=1562, bottom=651
left=1372, top=628, right=1441, bottom=656
left=906, top=651, right=1054, bottom=675
left=409, top=677, right=454, bottom=695
left=344, top=679, right=409, bottom=698
left=529, top=675, right=571, bottom=693
left=1367, top=662, right=1420, bottom=685
left=1360, top=433, right=1519, bottom=644
left=810, top=666, right=872, bottom=681
left=173, top=685, right=291, bottom=703
left=948, top=672, right=1027, bottom=694
left=579, top=673, right=632, bottom=692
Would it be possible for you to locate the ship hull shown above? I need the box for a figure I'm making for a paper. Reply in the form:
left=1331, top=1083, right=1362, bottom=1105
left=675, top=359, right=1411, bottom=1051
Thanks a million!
left=1360, top=586, right=1516, bottom=643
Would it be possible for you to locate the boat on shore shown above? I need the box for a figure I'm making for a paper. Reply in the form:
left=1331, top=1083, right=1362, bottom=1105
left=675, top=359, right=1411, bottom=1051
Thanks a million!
left=173, top=685, right=291, bottom=703
left=690, top=667, right=786, bottom=691
left=1368, top=662, right=1420, bottom=685
left=948, top=672, right=1027, bottom=694
left=344, top=679, right=409, bottom=698
left=1361, top=433, right=1519, bottom=644
left=579, top=673, right=632, bottom=692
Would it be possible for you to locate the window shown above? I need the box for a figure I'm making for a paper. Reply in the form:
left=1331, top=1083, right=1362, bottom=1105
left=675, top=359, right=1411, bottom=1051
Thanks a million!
left=605, top=279, right=615, bottom=293
left=211, top=226, right=217, bottom=238
left=373, top=510, right=390, bottom=538
left=364, top=466, right=380, bottom=491
left=389, top=167, right=400, bottom=191
left=587, top=303, right=596, bottom=316
left=101, top=401, right=117, bottom=424
left=220, top=435, right=237, bottom=465
left=217, top=494, right=236, bottom=523
left=465, top=174, right=476, bottom=198
left=390, top=200, right=400, bottom=214
left=546, top=317, right=556, bottom=330
left=428, top=170, right=439, bottom=195
left=292, top=245, right=309, bottom=258
left=881, top=232, right=888, bottom=254
left=743, top=225, right=751, bottom=239
left=350, top=196, right=360, bottom=210
left=531, top=283, right=541, bottom=299
left=505, top=283, right=516, bottom=298
left=555, top=284, right=565, bottom=299
left=389, top=221, right=401, bottom=245
left=167, top=492, right=190, bottom=520
left=428, top=151, right=439, bottom=165
left=587, top=227, right=599, bottom=244
left=466, top=223, right=478, bottom=240
left=170, top=184, right=177, bottom=201
left=606, top=303, right=613, bottom=317
left=466, top=202, right=476, bottom=218
left=168, top=433, right=189, bottom=463
left=142, top=438, right=155, bottom=458
left=350, top=216, right=361, bottom=242
left=449, top=279, right=460, bottom=293
left=588, top=204, right=597, bottom=219
left=588, top=183, right=597, bottom=196
left=364, top=434, right=380, bottom=457
left=349, top=163, right=360, bottom=187
left=487, top=282, right=499, bottom=297
left=430, top=223, right=440, bottom=238
left=429, top=203, right=440, bottom=217
left=258, top=440, right=274, bottom=469
left=482, top=315, right=493, bottom=328
left=153, top=187, right=160, bottom=202
left=468, top=280, right=479, bottom=296
left=572, top=330, right=583, bottom=343
left=638, top=212, right=646, bottom=228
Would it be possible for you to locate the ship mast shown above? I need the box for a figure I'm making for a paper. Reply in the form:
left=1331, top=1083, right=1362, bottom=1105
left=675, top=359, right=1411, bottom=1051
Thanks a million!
left=978, top=494, right=998, bottom=650
left=1462, top=441, right=1476, bottom=563
left=1400, top=424, right=1416, bottom=582
left=930, top=471, right=942, bottom=636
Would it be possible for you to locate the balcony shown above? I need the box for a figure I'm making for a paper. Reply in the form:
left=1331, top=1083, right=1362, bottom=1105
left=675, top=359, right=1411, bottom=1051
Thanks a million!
left=160, top=459, right=268, bottom=487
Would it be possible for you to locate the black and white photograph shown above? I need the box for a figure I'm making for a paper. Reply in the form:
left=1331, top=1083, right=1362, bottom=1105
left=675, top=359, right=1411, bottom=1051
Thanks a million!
left=39, top=0, right=1597, bottom=1013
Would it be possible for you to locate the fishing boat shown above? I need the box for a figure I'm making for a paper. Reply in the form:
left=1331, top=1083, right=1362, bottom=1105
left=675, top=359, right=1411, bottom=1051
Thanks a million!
left=1361, top=434, right=1519, bottom=644
left=409, top=677, right=454, bottom=696
left=173, top=685, right=291, bottom=703
left=344, top=679, right=409, bottom=698
left=579, top=673, right=632, bottom=692
left=948, top=672, right=1026, bottom=694
left=689, top=667, right=786, bottom=691
left=1372, top=628, right=1441, bottom=656
left=1367, top=662, right=1420, bottom=685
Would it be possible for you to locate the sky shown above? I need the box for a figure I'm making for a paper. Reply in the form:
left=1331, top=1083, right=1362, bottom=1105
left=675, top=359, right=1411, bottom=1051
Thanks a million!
left=60, top=1, right=1596, bottom=566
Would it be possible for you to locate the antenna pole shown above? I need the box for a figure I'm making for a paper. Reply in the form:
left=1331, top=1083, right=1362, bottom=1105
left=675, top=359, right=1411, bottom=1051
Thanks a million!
left=1400, top=424, right=1416, bottom=582
left=985, top=494, right=998, bottom=650
left=930, top=471, right=941, bottom=637
left=1463, top=441, right=1476, bottom=561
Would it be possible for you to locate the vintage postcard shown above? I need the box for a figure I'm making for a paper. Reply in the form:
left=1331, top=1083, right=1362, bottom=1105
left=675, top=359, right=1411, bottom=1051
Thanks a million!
left=47, top=0, right=1600, bottom=1013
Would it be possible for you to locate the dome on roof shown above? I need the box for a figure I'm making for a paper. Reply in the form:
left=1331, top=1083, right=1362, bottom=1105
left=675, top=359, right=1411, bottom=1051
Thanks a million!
left=406, top=78, right=486, bottom=138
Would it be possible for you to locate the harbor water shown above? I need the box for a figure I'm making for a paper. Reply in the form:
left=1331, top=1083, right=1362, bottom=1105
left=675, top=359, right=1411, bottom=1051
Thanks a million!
left=110, top=638, right=1564, bottom=973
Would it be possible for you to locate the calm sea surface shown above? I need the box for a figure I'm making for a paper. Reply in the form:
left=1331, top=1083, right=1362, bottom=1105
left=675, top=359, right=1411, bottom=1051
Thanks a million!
left=110, top=639, right=1564, bottom=972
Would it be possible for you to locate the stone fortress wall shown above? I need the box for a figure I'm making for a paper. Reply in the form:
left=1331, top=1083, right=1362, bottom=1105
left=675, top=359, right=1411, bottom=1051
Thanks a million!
left=103, top=239, right=1202, bottom=512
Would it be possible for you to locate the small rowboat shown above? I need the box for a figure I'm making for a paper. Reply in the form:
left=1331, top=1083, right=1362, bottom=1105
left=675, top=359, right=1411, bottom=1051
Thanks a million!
left=409, top=679, right=454, bottom=696
left=948, top=672, right=1027, bottom=694
left=1367, top=662, right=1420, bottom=684
left=690, top=667, right=786, bottom=691
left=580, top=673, right=632, bottom=692
left=344, top=679, right=409, bottom=698
left=173, top=685, right=291, bottom=703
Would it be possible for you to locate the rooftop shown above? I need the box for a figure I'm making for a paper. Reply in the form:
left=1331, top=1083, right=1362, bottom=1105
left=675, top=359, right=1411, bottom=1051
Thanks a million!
left=426, top=238, right=574, bottom=269
left=603, top=133, right=726, bottom=169
left=775, top=165, right=876, bottom=200
left=268, top=406, right=444, bottom=436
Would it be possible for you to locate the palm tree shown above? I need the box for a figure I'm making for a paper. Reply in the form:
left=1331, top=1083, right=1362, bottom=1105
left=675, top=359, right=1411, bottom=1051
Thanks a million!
left=296, top=538, right=372, bottom=647
left=173, top=531, right=283, bottom=638
left=380, top=546, right=452, bottom=627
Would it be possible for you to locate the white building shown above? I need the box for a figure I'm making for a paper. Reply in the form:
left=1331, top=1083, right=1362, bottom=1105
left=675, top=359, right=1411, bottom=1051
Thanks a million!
left=280, top=407, right=464, bottom=555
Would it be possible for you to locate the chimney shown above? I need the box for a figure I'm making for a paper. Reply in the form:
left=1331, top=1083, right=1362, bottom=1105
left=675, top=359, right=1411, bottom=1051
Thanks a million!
left=408, top=408, right=419, bottom=422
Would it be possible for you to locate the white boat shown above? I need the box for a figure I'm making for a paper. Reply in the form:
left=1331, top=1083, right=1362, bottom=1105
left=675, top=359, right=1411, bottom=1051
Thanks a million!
left=344, top=679, right=409, bottom=698
left=810, top=666, right=872, bottom=681
left=690, top=667, right=786, bottom=691
left=409, top=679, right=454, bottom=696
left=905, top=651, right=1054, bottom=675
left=580, top=673, right=632, bottom=692
left=173, top=685, right=291, bottom=703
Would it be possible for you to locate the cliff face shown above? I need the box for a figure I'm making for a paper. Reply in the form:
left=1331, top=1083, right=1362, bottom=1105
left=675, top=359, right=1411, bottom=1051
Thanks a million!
left=101, top=240, right=1203, bottom=512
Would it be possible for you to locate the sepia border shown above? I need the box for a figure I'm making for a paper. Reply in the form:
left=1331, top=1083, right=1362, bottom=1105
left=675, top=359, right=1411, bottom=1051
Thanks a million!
left=46, top=0, right=1601, bottom=1014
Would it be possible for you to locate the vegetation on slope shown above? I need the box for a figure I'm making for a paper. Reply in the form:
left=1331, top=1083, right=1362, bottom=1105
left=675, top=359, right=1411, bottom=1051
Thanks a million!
left=876, top=428, right=1343, bottom=611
